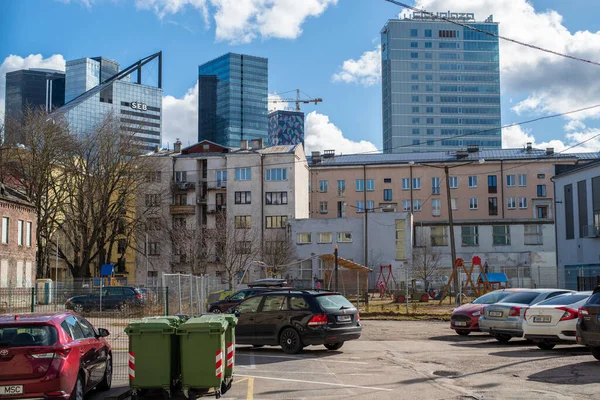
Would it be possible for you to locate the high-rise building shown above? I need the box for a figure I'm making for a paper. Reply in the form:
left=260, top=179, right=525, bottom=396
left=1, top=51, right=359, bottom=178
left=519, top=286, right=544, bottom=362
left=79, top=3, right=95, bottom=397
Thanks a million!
left=53, top=52, right=163, bottom=153
left=4, top=69, right=65, bottom=144
left=198, top=53, right=268, bottom=147
left=268, top=110, right=304, bottom=146
left=381, top=12, right=500, bottom=153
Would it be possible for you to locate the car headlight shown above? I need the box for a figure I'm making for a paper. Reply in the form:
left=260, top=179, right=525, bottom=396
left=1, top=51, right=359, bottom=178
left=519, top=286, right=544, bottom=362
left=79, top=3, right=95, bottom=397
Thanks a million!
left=471, top=311, right=481, bottom=317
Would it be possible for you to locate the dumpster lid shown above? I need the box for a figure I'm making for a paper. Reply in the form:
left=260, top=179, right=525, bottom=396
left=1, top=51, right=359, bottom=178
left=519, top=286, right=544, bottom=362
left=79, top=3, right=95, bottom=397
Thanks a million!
left=219, top=314, right=238, bottom=327
left=125, top=317, right=179, bottom=334
left=177, top=315, right=228, bottom=334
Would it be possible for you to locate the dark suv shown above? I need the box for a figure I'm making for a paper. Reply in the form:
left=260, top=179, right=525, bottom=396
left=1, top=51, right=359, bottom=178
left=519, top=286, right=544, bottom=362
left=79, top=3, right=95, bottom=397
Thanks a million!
left=209, top=280, right=291, bottom=313
left=577, top=286, right=600, bottom=361
left=231, top=290, right=361, bottom=354
left=65, top=286, right=145, bottom=313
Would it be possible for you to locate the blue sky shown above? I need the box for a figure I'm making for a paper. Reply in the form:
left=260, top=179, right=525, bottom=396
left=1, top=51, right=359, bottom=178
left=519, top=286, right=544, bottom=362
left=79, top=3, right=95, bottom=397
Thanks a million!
left=2, top=0, right=600, bottom=154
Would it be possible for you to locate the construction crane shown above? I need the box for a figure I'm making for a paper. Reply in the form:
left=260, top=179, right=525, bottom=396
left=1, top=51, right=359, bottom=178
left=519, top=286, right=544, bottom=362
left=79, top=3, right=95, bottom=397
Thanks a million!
left=268, top=89, right=322, bottom=111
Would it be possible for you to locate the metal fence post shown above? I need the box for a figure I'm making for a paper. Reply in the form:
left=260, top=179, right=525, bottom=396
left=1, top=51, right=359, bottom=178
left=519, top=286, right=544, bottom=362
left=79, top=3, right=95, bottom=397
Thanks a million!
left=165, top=287, right=169, bottom=316
left=30, top=287, right=35, bottom=312
left=189, top=274, right=193, bottom=317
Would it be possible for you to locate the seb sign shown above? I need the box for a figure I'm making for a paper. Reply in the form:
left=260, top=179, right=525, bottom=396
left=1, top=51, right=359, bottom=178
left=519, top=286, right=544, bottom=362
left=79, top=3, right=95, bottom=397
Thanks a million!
left=130, top=102, right=148, bottom=111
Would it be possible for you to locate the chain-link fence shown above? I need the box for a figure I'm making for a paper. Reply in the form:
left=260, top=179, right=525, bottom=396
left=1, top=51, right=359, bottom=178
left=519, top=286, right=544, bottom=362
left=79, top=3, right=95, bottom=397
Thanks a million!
left=162, top=273, right=229, bottom=316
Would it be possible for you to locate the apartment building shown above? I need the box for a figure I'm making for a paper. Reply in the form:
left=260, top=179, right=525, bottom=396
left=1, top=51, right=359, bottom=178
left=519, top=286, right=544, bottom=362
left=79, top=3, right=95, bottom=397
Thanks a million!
left=0, top=185, right=37, bottom=288
left=309, top=145, right=599, bottom=288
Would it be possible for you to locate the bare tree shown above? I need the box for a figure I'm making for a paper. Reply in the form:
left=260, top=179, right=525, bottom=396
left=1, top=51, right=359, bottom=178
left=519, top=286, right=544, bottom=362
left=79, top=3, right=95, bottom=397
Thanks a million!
left=169, top=218, right=210, bottom=275
left=262, top=230, right=296, bottom=278
left=412, top=232, right=443, bottom=292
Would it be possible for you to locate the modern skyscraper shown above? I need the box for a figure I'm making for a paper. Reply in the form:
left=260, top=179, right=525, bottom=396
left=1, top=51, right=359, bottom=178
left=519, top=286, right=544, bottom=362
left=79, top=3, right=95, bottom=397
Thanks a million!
left=381, top=12, right=500, bottom=153
left=198, top=53, right=268, bottom=147
left=53, top=52, right=163, bottom=153
left=4, top=69, right=65, bottom=144
left=268, top=110, right=305, bottom=146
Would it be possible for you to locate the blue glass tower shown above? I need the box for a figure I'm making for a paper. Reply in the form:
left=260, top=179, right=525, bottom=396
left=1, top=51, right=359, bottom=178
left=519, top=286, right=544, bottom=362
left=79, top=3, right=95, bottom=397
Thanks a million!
left=198, top=53, right=268, bottom=147
left=381, top=12, right=500, bottom=153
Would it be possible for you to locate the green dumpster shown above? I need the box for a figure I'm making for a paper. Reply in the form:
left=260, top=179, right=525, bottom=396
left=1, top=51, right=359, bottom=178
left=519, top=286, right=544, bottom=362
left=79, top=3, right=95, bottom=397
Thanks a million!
left=125, top=316, right=183, bottom=395
left=220, top=314, right=237, bottom=381
left=177, top=315, right=228, bottom=398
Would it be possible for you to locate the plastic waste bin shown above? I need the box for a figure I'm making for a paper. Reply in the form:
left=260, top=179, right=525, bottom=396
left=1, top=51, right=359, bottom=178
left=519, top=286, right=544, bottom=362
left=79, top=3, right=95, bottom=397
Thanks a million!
left=177, top=315, right=228, bottom=399
left=220, top=314, right=237, bottom=382
left=125, top=316, right=184, bottom=397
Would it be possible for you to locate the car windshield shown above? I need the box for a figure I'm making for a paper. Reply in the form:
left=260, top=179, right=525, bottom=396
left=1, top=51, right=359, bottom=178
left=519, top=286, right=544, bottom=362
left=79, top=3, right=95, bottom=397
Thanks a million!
left=0, top=325, right=58, bottom=347
left=498, top=292, right=539, bottom=305
left=316, top=294, right=355, bottom=310
left=536, top=293, right=590, bottom=306
left=586, top=292, right=600, bottom=305
left=472, top=291, right=514, bottom=304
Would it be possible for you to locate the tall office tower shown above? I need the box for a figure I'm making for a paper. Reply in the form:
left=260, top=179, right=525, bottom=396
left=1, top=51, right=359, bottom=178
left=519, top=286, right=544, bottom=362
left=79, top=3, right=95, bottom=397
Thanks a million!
left=268, top=110, right=305, bottom=146
left=381, top=12, right=500, bottom=153
left=3, top=69, right=65, bottom=144
left=198, top=53, right=268, bottom=147
left=53, top=52, right=163, bottom=153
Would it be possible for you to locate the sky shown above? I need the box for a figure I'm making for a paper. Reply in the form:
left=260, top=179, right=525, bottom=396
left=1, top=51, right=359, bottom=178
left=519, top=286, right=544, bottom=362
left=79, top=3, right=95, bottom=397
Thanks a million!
left=3, top=0, right=600, bottom=154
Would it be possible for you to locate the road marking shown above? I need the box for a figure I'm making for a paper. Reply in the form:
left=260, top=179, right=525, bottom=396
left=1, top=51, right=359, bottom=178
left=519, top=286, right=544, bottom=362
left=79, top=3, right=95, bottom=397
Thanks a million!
left=247, top=376, right=254, bottom=400
left=236, top=374, right=393, bottom=392
left=236, top=353, right=368, bottom=365
left=248, top=350, right=256, bottom=369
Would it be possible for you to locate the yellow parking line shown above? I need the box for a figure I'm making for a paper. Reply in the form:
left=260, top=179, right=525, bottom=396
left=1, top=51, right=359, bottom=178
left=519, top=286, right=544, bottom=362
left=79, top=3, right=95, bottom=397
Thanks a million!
left=233, top=377, right=249, bottom=385
left=247, top=376, right=254, bottom=400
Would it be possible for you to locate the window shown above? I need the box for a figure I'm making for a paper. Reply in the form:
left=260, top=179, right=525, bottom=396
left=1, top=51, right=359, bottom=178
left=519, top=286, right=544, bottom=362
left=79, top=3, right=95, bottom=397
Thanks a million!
left=65, top=316, right=85, bottom=340
left=524, top=225, right=543, bottom=245
left=412, top=117, right=420, bottom=124
left=337, top=201, right=346, bottom=218
left=265, top=192, right=287, bottom=205
left=266, top=168, right=287, bottom=181
left=384, top=189, right=393, bottom=201
left=426, top=85, right=433, bottom=93
left=507, top=197, right=516, bottom=209
left=431, top=226, right=448, bottom=246
left=426, top=106, right=433, bottom=113
left=356, top=179, right=364, bottom=192
left=235, top=191, right=251, bottom=204
left=449, top=176, right=458, bottom=189
left=518, top=174, right=527, bottom=187
left=412, top=178, right=421, bottom=189
left=319, top=180, right=328, bottom=193
left=356, top=201, right=365, bottom=213
left=413, top=199, right=422, bottom=212
left=297, top=233, right=312, bottom=244
left=395, top=219, right=407, bottom=260
left=411, top=84, right=419, bottom=91
left=337, top=232, right=353, bottom=243
left=461, top=226, right=478, bottom=246
left=468, top=176, right=477, bottom=188
left=411, top=76, right=419, bottom=82
left=145, top=194, right=161, bottom=207
left=366, top=179, right=375, bottom=191
left=319, top=201, right=328, bottom=214
left=26, top=222, right=32, bottom=247
left=425, top=29, right=432, bottom=37
left=216, top=170, right=227, bottom=187
left=426, top=117, right=434, bottom=124
left=266, top=216, right=287, bottom=229
left=146, top=171, right=161, bottom=183
left=537, top=185, right=547, bottom=197
left=173, top=193, right=187, bottom=206
left=317, top=232, right=332, bottom=243
left=518, top=197, right=528, bottom=209
left=425, top=42, right=432, bottom=48
left=410, top=42, right=418, bottom=48
left=439, top=30, right=458, bottom=38
left=148, top=242, right=160, bottom=256
left=537, top=174, right=545, bottom=179
left=366, top=200, right=375, bottom=212
left=118, top=239, right=127, bottom=254
left=451, top=198, right=458, bottom=210
left=492, top=225, right=510, bottom=245
left=261, top=295, right=286, bottom=312
left=147, top=217, right=161, bottom=231
left=412, top=95, right=419, bottom=102
left=410, top=29, right=418, bottom=37
left=237, top=295, right=261, bottom=313
left=235, top=241, right=252, bottom=254
left=432, top=199, right=441, bottom=216
left=427, top=129, right=434, bottom=135
left=235, top=216, right=252, bottom=229
left=411, top=63, right=418, bottom=70
left=410, top=52, right=419, bottom=59
left=413, top=139, right=420, bottom=146
left=537, top=206, right=549, bottom=219
left=175, top=171, right=187, bottom=182
left=431, top=178, right=440, bottom=194
left=337, top=180, right=346, bottom=196
left=402, top=178, right=410, bottom=190
left=17, top=220, right=23, bottom=246
left=288, top=295, right=310, bottom=310
left=488, top=197, right=498, bottom=215
left=412, top=129, right=420, bottom=135
left=506, top=175, right=515, bottom=187
left=402, top=200, right=411, bottom=212
left=488, top=175, right=497, bottom=193
left=426, top=95, right=433, bottom=102
left=1, top=217, right=8, bottom=244
left=235, top=167, right=251, bottom=181
left=384, top=178, right=392, bottom=183
left=427, top=139, right=434, bottom=146
left=469, top=198, right=478, bottom=210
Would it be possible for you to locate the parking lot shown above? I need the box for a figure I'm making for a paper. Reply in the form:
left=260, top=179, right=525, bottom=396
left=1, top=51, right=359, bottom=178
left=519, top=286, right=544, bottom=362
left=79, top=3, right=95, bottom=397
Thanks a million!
left=99, top=320, right=599, bottom=400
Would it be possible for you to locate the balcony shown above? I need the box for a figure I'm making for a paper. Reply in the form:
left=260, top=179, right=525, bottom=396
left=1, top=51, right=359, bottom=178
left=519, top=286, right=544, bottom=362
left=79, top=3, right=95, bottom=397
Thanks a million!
left=208, top=182, right=227, bottom=190
left=207, top=204, right=227, bottom=213
left=582, top=225, right=600, bottom=238
left=173, top=181, right=196, bottom=191
left=196, top=196, right=208, bottom=204
left=169, top=205, right=195, bottom=215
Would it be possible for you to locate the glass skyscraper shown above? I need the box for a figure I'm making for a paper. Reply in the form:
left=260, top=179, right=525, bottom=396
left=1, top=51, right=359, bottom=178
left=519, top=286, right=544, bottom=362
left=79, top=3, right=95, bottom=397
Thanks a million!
left=198, top=53, right=268, bottom=147
left=381, top=12, right=500, bottom=153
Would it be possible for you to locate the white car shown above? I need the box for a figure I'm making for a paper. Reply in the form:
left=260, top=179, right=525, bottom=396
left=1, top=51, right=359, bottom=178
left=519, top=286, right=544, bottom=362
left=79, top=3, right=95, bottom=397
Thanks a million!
left=523, top=291, right=592, bottom=350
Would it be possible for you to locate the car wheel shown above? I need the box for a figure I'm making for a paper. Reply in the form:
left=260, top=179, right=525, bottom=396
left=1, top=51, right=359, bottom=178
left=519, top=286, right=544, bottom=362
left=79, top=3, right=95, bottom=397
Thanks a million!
left=279, top=328, right=303, bottom=354
left=591, top=347, right=600, bottom=361
left=72, top=303, right=84, bottom=314
left=97, top=353, right=112, bottom=391
left=324, top=342, right=344, bottom=351
left=70, top=373, right=84, bottom=400
left=536, top=343, right=555, bottom=351
left=456, top=330, right=470, bottom=336
left=210, top=308, right=222, bottom=314
left=119, top=302, right=131, bottom=313
left=493, top=334, right=511, bottom=343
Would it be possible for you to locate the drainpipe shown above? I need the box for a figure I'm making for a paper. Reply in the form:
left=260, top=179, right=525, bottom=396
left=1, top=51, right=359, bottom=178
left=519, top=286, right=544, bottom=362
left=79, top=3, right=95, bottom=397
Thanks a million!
left=363, top=164, right=368, bottom=270
left=500, top=159, right=505, bottom=219
left=260, top=154, right=265, bottom=263
left=550, top=175, right=560, bottom=288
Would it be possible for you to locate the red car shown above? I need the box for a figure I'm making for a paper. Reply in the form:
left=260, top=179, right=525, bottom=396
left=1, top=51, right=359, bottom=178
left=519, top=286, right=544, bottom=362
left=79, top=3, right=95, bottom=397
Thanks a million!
left=0, top=312, right=112, bottom=399
left=450, top=289, right=526, bottom=335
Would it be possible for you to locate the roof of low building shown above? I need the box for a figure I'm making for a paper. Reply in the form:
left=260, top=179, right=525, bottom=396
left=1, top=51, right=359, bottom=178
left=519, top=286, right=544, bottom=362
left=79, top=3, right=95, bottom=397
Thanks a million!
left=0, top=185, right=35, bottom=209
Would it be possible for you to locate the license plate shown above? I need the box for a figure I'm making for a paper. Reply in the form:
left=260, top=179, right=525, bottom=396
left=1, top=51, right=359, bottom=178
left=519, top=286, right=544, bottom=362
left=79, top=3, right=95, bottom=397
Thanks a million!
left=337, top=315, right=351, bottom=322
left=533, top=315, right=552, bottom=323
left=489, top=311, right=502, bottom=317
left=454, top=321, right=467, bottom=327
left=0, top=386, right=23, bottom=395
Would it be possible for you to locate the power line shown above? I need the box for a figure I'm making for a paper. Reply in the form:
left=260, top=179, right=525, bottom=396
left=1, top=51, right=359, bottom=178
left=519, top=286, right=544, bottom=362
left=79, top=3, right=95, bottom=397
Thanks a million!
left=384, top=0, right=600, bottom=68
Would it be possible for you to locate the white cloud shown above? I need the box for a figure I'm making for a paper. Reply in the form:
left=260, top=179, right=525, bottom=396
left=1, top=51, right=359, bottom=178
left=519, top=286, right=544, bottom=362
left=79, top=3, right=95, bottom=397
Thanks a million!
left=161, top=82, right=198, bottom=148
left=502, top=125, right=600, bottom=153
left=332, top=45, right=381, bottom=86
left=267, top=93, right=289, bottom=112
left=565, top=120, right=586, bottom=132
left=0, top=54, right=66, bottom=121
left=304, top=111, right=378, bottom=154
left=132, top=0, right=337, bottom=44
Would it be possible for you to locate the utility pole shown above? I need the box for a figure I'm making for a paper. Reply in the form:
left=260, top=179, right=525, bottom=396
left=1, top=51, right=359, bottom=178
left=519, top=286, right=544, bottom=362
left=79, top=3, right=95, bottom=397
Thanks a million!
left=363, top=165, right=368, bottom=271
left=444, top=166, right=459, bottom=302
left=334, top=245, right=339, bottom=292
